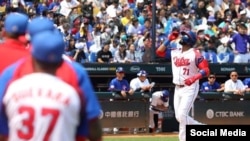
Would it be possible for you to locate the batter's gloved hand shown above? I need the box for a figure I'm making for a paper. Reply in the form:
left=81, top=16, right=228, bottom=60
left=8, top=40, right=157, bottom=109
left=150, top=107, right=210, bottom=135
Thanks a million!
left=184, top=77, right=196, bottom=86
left=168, top=31, right=179, bottom=41
left=185, top=73, right=203, bottom=86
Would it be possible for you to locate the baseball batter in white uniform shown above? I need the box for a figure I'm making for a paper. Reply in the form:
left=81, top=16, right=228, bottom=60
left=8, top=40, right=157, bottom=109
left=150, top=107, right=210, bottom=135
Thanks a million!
left=149, top=90, right=169, bottom=133
left=156, top=30, right=210, bottom=141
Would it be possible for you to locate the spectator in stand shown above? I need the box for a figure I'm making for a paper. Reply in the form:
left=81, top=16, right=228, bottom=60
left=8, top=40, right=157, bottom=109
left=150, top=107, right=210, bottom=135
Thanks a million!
left=227, top=23, right=250, bottom=63
left=113, top=43, right=128, bottom=63
left=200, top=72, right=224, bottom=92
left=234, top=0, right=241, bottom=16
left=91, top=23, right=102, bottom=50
left=8, top=0, right=26, bottom=13
left=133, top=0, right=145, bottom=18
left=214, top=11, right=224, bottom=26
left=89, top=30, right=103, bottom=55
left=220, top=0, right=230, bottom=15
left=141, top=35, right=154, bottom=63
left=217, top=19, right=231, bottom=35
left=224, top=71, right=246, bottom=95
left=224, top=3, right=238, bottom=20
left=126, top=43, right=138, bottom=63
left=106, top=0, right=123, bottom=19
left=59, top=0, right=80, bottom=19
left=245, top=2, right=250, bottom=18
left=206, top=0, right=223, bottom=17
left=73, top=38, right=88, bottom=63
left=196, top=26, right=209, bottom=49
left=96, top=7, right=109, bottom=22
left=126, top=17, right=141, bottom=36
left=109, top=39, right=120, bottom=57
left=59, top=22, right=71, bottom=42
left=74, top=18, right=93, bottom=42
left=56, top=16, right=68, bottom=30
left=107, top=19, right=119, bottom=37
left=65, top=38, right=77, bottom=56
left=157, top=8, right=167, bottom=27
left=217, top=34, right=234, bottom=63
left=96, top=41, right=113, bottom=63
left=120, top=7, right=133, bottom=27
left=194, top=1, right=208, bottom=25
left=238, top=9, right=248, bottom=23
left=204, top=16, right=217, bottom=37
left=109, top=67, right=134, bottom=97
left=137, top=8, right=148, bottom=25
left=139, top=18, right=152, bottom=36
left=100, top=26, right=112, bottom=45
left=48, top=0, right=60, bottom=12
left=0, top=12, right=29, bottom=74
left=69, top=6, right=81, bottom=26
left=36, top=0, right=49, bottom=16
left=202, top=37, right=218, bottom=63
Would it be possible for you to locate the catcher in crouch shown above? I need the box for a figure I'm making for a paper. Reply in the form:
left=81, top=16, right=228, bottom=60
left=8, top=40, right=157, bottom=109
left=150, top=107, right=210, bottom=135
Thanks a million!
left=149, top=90, right=169, bottom=133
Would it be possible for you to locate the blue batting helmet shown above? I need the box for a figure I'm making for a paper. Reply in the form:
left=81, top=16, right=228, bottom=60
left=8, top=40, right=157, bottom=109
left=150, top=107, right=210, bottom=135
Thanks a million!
left=161, top=90, right=169, bottom=102
left=179, top=30, right=196, bottom=46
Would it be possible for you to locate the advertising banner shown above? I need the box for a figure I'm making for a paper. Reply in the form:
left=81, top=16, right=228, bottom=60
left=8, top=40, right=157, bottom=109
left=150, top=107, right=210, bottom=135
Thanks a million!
left=83, top=63, right=249, bottom=75
left=193, top=100, right=250, bottom=124
left=100, top=100, right=150, bottom=128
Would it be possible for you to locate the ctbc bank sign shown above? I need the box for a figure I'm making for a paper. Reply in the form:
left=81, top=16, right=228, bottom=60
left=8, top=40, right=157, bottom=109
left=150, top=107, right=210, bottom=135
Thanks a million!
left=206, top=109, right=244, bottom=119
left=193, top=100, right=250, bottom=124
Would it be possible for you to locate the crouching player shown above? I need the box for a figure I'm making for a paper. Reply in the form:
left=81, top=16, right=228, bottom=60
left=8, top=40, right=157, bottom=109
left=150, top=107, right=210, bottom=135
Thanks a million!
left=149, top=90, right=169, bottom=133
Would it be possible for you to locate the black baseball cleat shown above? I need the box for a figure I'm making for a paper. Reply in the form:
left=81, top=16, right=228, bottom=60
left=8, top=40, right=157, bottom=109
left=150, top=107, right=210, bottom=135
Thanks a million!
left=149, top=128, right=154, bottom=133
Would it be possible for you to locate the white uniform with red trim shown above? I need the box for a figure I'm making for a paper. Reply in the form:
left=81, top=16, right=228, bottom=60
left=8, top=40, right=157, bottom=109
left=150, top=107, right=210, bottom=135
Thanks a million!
left=171, top=48, right=203, bottom=141
left=172, top=48, right=200, bottom=85
left=3, top=73, right=81, bottom=141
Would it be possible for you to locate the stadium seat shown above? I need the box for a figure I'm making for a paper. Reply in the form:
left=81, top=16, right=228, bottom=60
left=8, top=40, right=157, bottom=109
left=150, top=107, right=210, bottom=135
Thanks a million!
left=89, top=52, right=97, bottom=62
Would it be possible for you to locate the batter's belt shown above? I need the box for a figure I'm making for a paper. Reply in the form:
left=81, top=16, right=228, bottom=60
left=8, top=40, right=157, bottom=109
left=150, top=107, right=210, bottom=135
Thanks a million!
left=175, top=84, right=185, bottom=88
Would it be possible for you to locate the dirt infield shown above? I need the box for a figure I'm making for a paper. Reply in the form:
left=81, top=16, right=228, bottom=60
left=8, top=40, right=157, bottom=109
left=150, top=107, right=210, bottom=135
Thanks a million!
left=104, top=132, right=178, bottom=138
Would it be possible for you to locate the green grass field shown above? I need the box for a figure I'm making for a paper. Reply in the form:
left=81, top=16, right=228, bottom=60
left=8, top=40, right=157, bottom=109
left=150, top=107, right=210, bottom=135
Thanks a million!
left=103, top=134, right=178, bottom=141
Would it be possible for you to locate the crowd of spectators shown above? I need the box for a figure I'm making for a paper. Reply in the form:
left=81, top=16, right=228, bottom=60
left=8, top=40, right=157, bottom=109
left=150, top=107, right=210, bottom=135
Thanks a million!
left=1, top=0, right=250, bottom=64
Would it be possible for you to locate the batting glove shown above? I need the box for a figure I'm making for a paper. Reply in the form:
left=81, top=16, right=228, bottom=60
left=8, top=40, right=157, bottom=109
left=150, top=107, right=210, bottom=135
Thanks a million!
left=168, top=31, right=179, bottom=41
left=184, top=73, right=203, bottom=86
left=184, top=77, right=196, bottom=86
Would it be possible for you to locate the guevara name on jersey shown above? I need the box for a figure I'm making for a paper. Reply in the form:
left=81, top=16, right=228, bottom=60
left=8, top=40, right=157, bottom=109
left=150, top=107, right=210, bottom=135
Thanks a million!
left=3, top=73, right=82, bottom=141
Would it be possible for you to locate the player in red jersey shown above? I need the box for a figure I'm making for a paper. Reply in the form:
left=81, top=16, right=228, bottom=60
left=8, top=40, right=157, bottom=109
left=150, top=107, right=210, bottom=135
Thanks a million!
left=0, top=12, right=29, bottom=74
